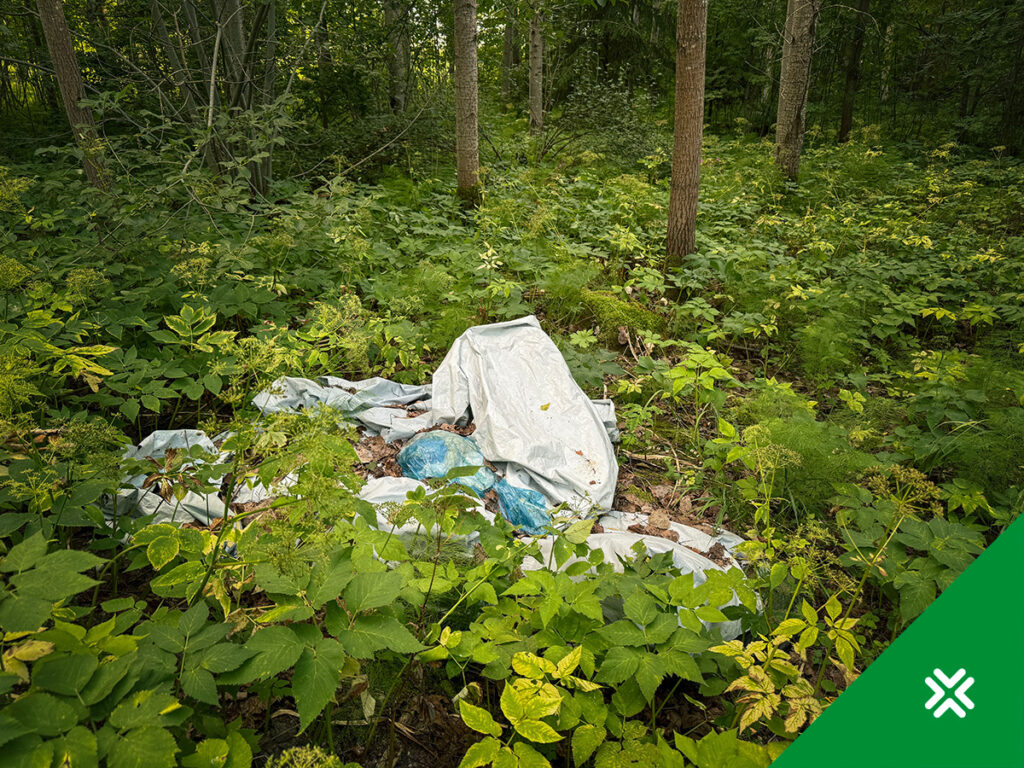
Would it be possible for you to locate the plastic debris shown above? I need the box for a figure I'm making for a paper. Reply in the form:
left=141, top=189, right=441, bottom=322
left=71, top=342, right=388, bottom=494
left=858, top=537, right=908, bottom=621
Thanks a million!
left=431, top=316, right=618, bottom=514
left=396, top=432, right=496, bottom=495
left=110, top=317, right=752, bottom=638
left=493, top=478, right=551, bottom=534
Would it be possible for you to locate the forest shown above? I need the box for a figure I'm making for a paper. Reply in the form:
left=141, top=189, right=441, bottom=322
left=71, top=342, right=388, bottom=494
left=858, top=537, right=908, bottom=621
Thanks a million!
left=0, top=0, right=1022, bottom=766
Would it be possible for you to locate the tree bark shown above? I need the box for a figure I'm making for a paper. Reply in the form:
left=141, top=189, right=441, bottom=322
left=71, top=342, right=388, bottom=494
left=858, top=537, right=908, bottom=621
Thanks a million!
left=774, top=0, right=820, bottom=180
left=36, top=0, right=109, bottom=189
left=528, top=4, right=544, bottom=133
left=453, top=0, right=480, bottom=205
left=501, top=1, right=518, bottom=100
left=838, top=0, right=870, bottom=143
left=384, top=0, right=410, bottom=113
left=665, top=0, right=707, bottom=277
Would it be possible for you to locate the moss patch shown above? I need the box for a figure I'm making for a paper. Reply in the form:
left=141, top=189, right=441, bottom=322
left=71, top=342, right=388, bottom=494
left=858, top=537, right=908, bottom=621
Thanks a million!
left=582, top=289, right=666, bottom=342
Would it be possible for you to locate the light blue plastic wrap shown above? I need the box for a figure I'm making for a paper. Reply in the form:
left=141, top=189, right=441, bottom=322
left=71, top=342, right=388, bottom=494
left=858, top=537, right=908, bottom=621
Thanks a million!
left=494, top=478, right=551, bottom=534
left=396, top=431, right=496, bottom=495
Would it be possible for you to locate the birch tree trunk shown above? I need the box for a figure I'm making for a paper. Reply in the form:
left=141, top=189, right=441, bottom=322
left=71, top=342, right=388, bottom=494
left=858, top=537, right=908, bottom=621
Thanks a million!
left=838, top=0, right=870, bottom=143
left=665, top=0, right=707, bottom=277
left=453, top=0, right=480, bottom=205
left=528, top=4, right=544, bottom=133
left=36, top=0, right=109, bottom=190
left=774, top=0, right=820, bottom=180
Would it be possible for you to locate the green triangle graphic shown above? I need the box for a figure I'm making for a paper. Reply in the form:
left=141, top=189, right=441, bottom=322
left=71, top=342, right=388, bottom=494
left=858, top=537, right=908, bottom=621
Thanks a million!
left=773, top=517, right=1024, bottom=768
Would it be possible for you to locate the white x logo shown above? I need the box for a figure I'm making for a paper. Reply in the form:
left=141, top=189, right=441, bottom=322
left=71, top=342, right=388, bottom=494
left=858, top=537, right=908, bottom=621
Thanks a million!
left=924, top=668, right=975, bottom=718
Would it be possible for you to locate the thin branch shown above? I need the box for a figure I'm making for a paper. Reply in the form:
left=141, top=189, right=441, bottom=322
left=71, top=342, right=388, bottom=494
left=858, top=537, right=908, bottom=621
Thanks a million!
left=207, top=22, right=222, bottom=128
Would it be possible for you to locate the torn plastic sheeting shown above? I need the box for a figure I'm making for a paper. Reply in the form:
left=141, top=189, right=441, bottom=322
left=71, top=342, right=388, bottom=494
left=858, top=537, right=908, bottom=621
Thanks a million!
left=397, top=432, right=496, bottom=495
left=493, top=478, right=550, bottom=534
left=110, top=430, right=229, bottom=527
left=525, top=528, right=746, bottom=640
left=597, top=511, right=746, bottom=567
left=253, top=376, right=433, bottom=442
left=431, top=316, right=618, bottom=513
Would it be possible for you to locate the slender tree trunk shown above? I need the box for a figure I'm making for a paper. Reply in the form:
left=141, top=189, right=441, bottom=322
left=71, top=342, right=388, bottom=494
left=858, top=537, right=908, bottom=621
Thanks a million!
left=528, top=4, right=544, bottom=133
left=385, top=0, right=410, bottom=112
left=665, top=0, right=707, bottom=279
left=838, top=0, right=870, bottom=142
left=501, top=1, right=518, bottom=100
left=879, top=22, right=894, bottom=104
left=36, top=0, right=109, bottom=189
left=453, top=0, right=480, bottom=205
left=774, top=0, right=820, bottom=180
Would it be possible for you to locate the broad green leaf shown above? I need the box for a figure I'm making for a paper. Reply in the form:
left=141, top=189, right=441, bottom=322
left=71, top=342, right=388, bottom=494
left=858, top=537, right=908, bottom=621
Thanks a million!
left=226, top=626, right=304, bottom=683
left=0, top=533, right=48, bottom=573
left=598, top=620, right=646, bottom=646
left=555, top=645, right=583, bottom=678
left=31, top=654, right=99, bottom=696
left=334, top=613, right=424, bottom=658
left=0, top=596, right=52, bottom=633
left=196, top=642, right=253, bottom=673
left=623, top=589, right=658, bottom=626
left=181, top=738, right=229, bottom=768
left=54, top=725, right=98, bottom=768
left=513, top=718, right=562, bottom=743
left=572, top=724, right=606, bottom=766
left=459, top=700, right=502, bottom=737
left=5, top=691, right=78, bottom=736
left=178, top=602, right=209, bottom=636
left=307, top=553, right=355, bottom=608
left=146, top=536, right=179, bottom=571
left=595, top=647, right=640, bottom=684
left=564, top=519, right=594, bottom=545
left=343, top=571, right=403, bottom=614
left=458, top=737, right=500, bottom=768
left=12, top=569, right=98, bottom=602
left=499, top=682, right=525, bottom=723
left=107, top=727, right=178, bottom=768
left=44, top=549, right=104, bottom=573
left=292, top=639, right=346, bottom=732
left=513, top=741, right=552, bottom=767
left=109, top=691, right=182, bottom=731
left=512, top=652, right=556, bottom=678
left=635, top=654, right=665, bottom=702
left=772, top=618, right=806, bottom=638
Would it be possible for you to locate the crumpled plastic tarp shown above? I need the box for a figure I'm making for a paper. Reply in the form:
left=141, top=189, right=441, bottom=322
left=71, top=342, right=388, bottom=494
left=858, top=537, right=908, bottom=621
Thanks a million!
left=111, top=430, right=228, bottom=526
left=431, top=317, right=618, bottom=514
left=108, top=317, right=752, bottom=638
left=397, top=432, right=496, bottom=495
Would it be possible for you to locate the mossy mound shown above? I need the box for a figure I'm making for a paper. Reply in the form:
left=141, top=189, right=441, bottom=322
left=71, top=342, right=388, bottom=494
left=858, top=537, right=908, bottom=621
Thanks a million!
left=581, top=289, right=666, bottom=342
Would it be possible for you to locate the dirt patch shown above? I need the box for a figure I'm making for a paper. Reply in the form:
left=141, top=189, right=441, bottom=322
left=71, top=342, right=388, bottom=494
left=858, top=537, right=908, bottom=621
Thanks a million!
left=355, top=434, right=403, bottom=478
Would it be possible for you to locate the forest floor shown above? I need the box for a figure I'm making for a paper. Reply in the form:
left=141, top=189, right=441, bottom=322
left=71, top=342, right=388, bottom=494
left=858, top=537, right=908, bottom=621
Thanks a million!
left=1, top=128, right=1022, bottom=766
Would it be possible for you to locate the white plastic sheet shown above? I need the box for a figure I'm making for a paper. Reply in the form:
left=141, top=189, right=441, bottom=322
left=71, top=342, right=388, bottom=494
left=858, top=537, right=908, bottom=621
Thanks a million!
left=431, top=316, right=618, bottom=513
left=112, top=429, right=228, bottom=526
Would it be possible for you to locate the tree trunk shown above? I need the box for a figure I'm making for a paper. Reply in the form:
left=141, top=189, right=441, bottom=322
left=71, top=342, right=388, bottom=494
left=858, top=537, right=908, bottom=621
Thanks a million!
left=385, top=0, right=410, bottom=113
left=838, top=0, right=870, bottom=143
left=501, top=1, right=518, bottom=100
left=528, top=4, right=544, bottom=134
left=774, top=0, right=820, bottom=180
left=36, top=0, right=109, bottom=190
left=879, top=22, right=894, bottom=104
left=453, top=0, right=480, bottom=205
left=665, top=0, right=707, bottom=278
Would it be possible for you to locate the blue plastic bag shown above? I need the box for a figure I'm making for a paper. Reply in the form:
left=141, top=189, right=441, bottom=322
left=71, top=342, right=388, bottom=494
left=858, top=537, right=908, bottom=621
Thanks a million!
left=397, top=431, right=496, bottom=495
left=494, top=478, right=551, bottom=534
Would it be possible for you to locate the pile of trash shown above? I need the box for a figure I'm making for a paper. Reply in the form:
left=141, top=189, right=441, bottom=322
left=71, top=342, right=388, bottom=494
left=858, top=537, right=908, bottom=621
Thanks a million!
left=109, top=316, right=749, bottom=637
